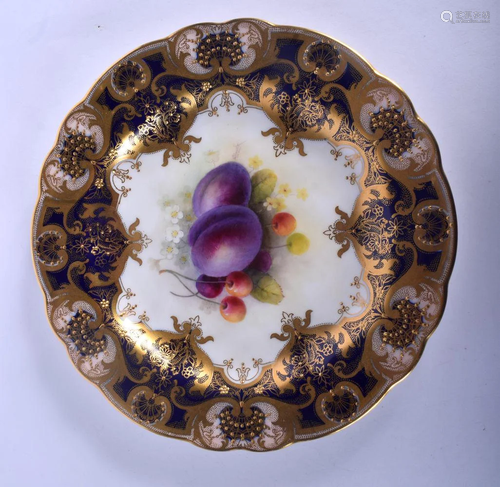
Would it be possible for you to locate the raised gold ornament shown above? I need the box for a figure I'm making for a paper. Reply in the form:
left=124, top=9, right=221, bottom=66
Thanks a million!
left=32, top=19, right=456, bottom=451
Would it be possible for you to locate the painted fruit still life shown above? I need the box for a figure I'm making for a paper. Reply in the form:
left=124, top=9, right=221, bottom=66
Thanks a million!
left=159, top=161, right=310, bottom=322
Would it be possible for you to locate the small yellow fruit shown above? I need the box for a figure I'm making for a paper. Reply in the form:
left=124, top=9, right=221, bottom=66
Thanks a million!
left=286, top=233, right=310, bottom=255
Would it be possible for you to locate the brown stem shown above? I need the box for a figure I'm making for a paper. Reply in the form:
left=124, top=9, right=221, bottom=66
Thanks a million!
left=160, top=269, right=225, bottom=283
left=170, top=291, right=219, bottom=305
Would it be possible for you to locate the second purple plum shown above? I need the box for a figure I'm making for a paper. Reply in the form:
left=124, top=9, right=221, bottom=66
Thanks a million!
left=192, top=162, right=251, bottom=216
left=190, top=205, right=263, bottom=277
left=188, top=205, right=251, bottom=247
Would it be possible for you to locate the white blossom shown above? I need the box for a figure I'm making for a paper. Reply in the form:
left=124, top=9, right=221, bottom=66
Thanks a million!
left=165, top=205, right=183, bottom=224
left=166, top=225, right=184, bottom=244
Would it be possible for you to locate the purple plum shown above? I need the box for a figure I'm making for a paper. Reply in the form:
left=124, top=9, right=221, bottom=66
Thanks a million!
left=192, top=162, right=251, bottom=216
left=190, top=206, right=263, bottom=277
left=188, top=205, right=253, bottom=247
left=250, top=250, right=272, bottom=273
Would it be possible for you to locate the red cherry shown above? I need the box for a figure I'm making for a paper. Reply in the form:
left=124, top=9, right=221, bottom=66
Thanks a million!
left=271, top=212, right=297, bottom=236
left=220, top=296, right=246, bottom=322
left=225, top=271, right=253, bottom=297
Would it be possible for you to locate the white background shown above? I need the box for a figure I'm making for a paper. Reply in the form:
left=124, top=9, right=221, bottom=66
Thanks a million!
left=1, top=0, right=498, bottom=485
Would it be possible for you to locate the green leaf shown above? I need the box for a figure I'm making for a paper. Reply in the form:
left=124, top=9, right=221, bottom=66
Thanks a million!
left=250, top=169, right=277, bottom=204
left=251, top=273, right=284, bottom=305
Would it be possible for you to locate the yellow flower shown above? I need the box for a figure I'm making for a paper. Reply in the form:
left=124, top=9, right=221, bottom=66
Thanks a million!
left=185, top=213, right=194, bottom=222
left=205, top=150, right=220, bottom=164
left=263, top=196, right=287, bottom=211
left=263, top=197, right=277, bottom=211
left=275, top=197, right=287, bottom=211
left=249, top=155, right=263, bottom=170
left=297, top=188, right=309, bottom=201
left=278, top=183, right=292, bottom=197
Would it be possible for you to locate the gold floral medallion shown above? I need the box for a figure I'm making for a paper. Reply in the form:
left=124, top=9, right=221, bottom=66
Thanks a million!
left=32, top=19, right=456, bottom=451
